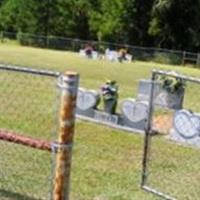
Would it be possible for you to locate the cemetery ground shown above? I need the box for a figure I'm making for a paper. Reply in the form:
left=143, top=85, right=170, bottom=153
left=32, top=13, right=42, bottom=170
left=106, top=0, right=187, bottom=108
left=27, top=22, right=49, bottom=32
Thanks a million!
left=0, top=43, right=200, bottom=200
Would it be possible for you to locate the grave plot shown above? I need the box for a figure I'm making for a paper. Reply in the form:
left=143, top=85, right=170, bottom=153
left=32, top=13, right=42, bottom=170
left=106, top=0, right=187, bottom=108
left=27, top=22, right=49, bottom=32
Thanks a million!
left=142, top=69, right=200, bottom=200
left=76, top=81, right=150, bottom=133
left=75, top=75, right=188, bottom=134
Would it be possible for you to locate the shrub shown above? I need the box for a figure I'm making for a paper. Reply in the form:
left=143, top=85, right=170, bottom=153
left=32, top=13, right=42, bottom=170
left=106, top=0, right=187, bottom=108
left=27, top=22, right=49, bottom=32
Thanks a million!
left=17, top=32, right=46, bottom=47
left=152, top=52, right=182, bottom=65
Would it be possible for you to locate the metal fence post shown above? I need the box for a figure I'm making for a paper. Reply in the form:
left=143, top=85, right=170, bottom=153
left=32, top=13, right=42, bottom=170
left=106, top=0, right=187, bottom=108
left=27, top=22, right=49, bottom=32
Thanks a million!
left=0, top=31, right=4, bottom=43
left=197, top=53, right=200, bottom=65
left=182, top=51, right=186, bottom=65
left=141, top=71, right=156, bottom=187
left=52, top=71, right=79, bottom=200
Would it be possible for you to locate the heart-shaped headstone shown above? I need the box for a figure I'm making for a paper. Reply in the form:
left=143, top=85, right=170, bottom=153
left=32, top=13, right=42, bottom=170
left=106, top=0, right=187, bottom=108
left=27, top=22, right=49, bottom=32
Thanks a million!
left=173, top=110, right=200, bottom=139
left=77, top=88, right=100, bottom=111
left=121, top=98, right=149, bottom=122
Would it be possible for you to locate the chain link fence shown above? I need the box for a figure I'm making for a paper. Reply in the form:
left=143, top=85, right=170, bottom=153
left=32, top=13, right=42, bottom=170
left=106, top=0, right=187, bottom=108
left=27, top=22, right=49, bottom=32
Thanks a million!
left=1, top=31, right=200, bottom=66
left=1, top=63, right=200, bottom=200
left=142, top=70, right=200, bottom=200
left=0, top=65, right=60, bottom=200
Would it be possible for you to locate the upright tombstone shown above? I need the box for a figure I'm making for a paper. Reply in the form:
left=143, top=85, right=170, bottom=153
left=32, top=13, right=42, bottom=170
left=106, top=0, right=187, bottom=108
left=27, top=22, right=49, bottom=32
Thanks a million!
left=120, top=98, right=149, bottom=130
left=170, top=109, right=200, bottom=148
left=155, top=76, right=185, bottom=110
left=76, top=88, right=100, bottom=118
left=155, top=88, right=184, bottom=110
left=137, top=79, right=185, bottom=110
left=137, top=79, right=160, bottom=102
left=105, top=50, right=119, bottom=62
left=76, top=79, right=156, bottom=133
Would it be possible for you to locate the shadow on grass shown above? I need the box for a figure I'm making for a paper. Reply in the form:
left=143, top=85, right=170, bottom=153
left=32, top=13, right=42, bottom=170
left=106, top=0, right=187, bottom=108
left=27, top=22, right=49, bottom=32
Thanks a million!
left=0, top=189, right=42, bottom=200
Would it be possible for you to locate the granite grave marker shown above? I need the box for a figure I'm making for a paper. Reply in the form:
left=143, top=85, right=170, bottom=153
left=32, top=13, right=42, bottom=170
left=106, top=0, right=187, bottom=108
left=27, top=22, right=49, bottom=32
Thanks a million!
left=121, top=98, right=149, bottom=130
left=170, top=109, right=200, bottom=148
left=76, top=88, right=100, bottom=117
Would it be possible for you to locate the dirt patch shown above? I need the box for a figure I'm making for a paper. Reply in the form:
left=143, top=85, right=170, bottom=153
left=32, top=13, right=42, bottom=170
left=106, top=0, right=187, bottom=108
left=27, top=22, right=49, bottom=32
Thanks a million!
left=153, top=113, right=173, bottom=134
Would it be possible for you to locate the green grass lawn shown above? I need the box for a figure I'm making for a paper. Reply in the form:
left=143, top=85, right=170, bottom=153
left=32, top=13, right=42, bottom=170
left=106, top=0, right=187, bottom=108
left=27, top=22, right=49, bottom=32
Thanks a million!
left=0, top=43, right=200, bottom=200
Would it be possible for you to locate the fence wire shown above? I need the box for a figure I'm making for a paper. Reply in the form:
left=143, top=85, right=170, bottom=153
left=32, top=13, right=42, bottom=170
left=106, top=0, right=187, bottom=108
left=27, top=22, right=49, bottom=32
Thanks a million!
left=142, top=70, right=200, bottom=200
left=0, top=66, right=60, bottom=200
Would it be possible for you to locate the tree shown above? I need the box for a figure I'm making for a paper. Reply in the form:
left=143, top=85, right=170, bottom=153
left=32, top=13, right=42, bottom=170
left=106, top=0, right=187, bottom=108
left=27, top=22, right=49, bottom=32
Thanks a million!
left=122, top=0, right=154, bottom=45
left=0, top=0, right=93, bottom=39
left=149, top=0, right=200, bottom=50
left=44, top=0, right=92, bottom=39
left=89, top=0, right=124, bottom=42
left=0, top=0, right=37, bottom=33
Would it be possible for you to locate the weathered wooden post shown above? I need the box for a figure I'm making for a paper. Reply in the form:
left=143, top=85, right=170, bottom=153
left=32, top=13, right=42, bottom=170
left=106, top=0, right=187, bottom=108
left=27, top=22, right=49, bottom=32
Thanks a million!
left=52, top=71, right=79, bottom=200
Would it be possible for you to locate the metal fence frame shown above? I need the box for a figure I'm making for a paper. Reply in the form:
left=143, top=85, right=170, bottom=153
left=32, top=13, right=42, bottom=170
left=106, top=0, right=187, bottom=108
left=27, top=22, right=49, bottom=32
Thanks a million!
left=0, top=64, right=79, bottom=200
left=141, top=69, right=200, bottom=200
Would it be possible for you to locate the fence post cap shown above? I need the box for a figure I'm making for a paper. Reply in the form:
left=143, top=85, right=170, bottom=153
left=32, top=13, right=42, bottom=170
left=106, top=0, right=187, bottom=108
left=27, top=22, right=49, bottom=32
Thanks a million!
left=64, top=71, right=79, bottom=77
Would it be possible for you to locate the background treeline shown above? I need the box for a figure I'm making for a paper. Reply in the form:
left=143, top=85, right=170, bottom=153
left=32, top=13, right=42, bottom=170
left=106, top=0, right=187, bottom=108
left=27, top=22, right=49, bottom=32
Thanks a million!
left=0, top=0, right=200, bottom=52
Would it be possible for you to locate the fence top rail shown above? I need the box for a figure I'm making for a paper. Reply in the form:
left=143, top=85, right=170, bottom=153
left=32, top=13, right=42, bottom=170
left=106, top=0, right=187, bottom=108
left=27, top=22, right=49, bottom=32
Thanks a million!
left=0, top=63, right=60, bottom=77
left=152, top=69, right=200, bottom=84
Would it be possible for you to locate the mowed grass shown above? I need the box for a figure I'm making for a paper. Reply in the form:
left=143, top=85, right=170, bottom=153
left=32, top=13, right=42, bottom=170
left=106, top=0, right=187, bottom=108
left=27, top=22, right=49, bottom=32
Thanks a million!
left=0, top=43, right=199, bottom=200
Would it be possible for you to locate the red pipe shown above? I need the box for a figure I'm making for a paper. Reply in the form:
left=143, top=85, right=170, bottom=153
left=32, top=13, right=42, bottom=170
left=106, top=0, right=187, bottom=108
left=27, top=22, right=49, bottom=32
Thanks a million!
left=0, top=129, right=51, bottom=152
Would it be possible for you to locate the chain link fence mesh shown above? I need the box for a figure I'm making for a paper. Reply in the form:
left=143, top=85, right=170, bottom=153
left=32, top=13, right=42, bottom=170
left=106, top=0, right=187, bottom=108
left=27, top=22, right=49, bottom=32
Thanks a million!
left=1, top=63, right=200, bottom=200
left=142, top=70, right=200, bottom=200
left=0, top=66, right=59, bottom=200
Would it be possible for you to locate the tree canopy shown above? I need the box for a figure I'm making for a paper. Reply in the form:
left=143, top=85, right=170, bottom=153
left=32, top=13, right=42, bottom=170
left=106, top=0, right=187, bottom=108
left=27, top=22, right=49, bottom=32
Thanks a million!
left=0, top=0, right=199, bottom=51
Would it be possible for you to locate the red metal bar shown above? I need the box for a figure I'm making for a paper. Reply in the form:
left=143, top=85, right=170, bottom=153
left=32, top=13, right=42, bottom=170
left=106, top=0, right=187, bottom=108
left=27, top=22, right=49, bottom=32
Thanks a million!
left=0, top=129, right=51, bottom=152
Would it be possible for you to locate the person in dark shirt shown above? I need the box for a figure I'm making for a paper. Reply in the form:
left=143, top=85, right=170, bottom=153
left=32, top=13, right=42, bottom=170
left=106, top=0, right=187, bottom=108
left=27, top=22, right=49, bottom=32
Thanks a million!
left=84, top=44, right=93, bottom=58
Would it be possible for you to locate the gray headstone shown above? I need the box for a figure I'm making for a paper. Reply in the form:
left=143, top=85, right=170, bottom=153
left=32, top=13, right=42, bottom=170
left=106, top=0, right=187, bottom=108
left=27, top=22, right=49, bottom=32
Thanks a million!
left=137, top=79, right=184, bottom=110
left=94, top=110, right=119, bottom=124
left=76, top=88, right=100, bottom=117
left=121, top=98, right=148, bottom=130
left=137, top=79, right=160, bottom=102
left=169, top=109, right=200, bottom=148
left=155, top=90, right=184, bottom=110
left=173, top=110, right=200, bottom=139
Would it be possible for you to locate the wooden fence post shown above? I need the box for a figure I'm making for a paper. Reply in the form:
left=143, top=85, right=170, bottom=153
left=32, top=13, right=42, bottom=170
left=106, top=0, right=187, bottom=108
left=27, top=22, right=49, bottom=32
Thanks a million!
left=52, top=71, right=79, bottom=200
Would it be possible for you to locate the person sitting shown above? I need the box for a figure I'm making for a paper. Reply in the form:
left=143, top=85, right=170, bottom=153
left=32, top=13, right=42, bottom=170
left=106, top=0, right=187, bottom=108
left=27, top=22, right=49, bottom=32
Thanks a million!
left=118, top=48, right=127, bottom=62
left=84, top=44, right=93, bottom=58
